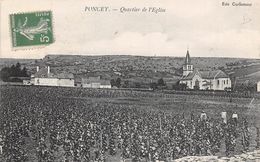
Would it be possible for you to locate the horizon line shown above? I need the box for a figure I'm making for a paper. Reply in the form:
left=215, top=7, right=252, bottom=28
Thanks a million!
left=1, top=53, right=260, bottom=60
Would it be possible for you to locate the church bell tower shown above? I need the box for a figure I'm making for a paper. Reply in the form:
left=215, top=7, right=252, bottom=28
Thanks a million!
left=183, top=50, right=193, bottom=76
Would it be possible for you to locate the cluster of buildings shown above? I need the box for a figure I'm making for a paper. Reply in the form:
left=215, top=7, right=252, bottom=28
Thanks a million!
left=24, top=66, right=111, bottom=88
left=23, top=50, right=260, bottom=92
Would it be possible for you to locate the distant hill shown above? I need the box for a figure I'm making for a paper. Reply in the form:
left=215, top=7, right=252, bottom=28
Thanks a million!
left=228, top=64, right=260, bottom=86
left=0, top=58, right=35, bottom=68
left=1, top=55, right=260, bottom=88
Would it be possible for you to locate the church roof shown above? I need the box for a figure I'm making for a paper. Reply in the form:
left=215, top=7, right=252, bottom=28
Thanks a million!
left=199, top=70, right=228, bottom=79
left=184, top=50, right=191, bottom=65
left=181, top=70, right=229, bottom=80
left=181, top=69, right=200, bottom=80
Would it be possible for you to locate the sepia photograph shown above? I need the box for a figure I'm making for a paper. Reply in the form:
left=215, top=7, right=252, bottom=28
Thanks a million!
left=1, top=0, right=260, bottom=161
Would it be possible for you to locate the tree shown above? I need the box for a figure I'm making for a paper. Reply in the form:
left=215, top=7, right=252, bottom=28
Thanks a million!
left=15, top=62, right=21, bottom=70
left=173, top=81, right=187, bottom=91
left=115, top=78, right=121, bottom=88
left=157, top=78, right=167, bottom=90
left=110, top=79, right=116, bottom=87
left=122, top=80, right=130, bottom=88
left=157, top=78, right=165, bottom=86
left=0, top=67, right=11, bottom=82
left=10, top=65, right=16, bottom=76
left=0, top=62, right=29, bottom=82
left=134, top=82, right=141, bottom=88
left=110, top=78, right=122, bottom=88
left=21, top=67, right=29, bottom=77
left=149, top=82, right=158, bottom=90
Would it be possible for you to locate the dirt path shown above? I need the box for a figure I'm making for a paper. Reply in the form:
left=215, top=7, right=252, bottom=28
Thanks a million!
left=173, top=149, right=260, bottom=162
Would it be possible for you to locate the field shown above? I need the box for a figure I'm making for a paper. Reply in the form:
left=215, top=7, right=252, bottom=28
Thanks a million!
left=0, top=85, right=260, bottom=161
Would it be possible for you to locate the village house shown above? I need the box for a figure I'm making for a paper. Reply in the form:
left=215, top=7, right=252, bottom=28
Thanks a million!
left=179, top=50, right=231, bottom=90
left=30, top=66, right=74, bottom=87
left=81, top=76, right=111, bottom=89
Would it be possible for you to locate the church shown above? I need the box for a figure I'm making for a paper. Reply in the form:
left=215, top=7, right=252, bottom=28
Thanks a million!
left=179, top=50, right=231, bottom=91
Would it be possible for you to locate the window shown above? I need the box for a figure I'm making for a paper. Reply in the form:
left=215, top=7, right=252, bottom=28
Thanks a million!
left=224, top=80, right=225, bottom=84
left=217, top=80, right=220, bottom=85
left=227, top=79, right=228, bottom=84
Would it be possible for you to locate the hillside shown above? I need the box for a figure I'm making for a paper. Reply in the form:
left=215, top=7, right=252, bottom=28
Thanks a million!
left=1, top=55, right=260, bottom=87
left=226, top=64, right=260, bottom=85
left=0, top=58, right=35, bottom=68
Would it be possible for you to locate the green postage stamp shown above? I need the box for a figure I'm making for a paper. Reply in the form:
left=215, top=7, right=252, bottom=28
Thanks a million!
left=10, top=11, right=54, bottom=48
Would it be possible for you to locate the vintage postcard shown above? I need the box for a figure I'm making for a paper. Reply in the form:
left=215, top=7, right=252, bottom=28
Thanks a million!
left=0, top=0, right=260, bottom=162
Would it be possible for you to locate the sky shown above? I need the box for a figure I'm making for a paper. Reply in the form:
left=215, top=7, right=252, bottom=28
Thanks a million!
left=1, top=0, right=260, bottom=59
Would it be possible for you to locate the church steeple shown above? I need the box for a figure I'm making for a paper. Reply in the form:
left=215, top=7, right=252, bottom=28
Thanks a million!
left=183, top=49, right=193, bottom=76
left=185, top=50, right=191, bottom=65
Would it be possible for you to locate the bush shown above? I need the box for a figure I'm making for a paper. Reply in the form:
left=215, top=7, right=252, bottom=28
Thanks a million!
left=0, top=63, right=29, bottom=82
left=173, top=81, right=187, bottom=91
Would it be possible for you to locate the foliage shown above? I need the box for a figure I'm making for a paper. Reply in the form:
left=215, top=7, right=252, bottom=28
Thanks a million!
left=149, top=82, right=158, bottom=90
left=149, top=78, right=167, bottom=90
left=0, top=62, right=29, bottom=82
left=172, top=81, right=187, bottom=91
left=134, top=82, right=141, bottom=88
left=110, top=79, right=116, bottom=87
left=194, top=85, right=200, bottom=90
left=157, top=78, right=166, bottom=86
left=122, top=80, right=130, bottom=88
left=110, top=77, right=122, bottom=88
left=116, top=78, right=121, bottom=88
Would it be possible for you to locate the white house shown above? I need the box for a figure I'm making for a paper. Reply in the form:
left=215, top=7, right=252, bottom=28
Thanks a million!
left=100, top=80, right=112, bottom=88
left=31, top=66, right=74, bottom=87
left=82, top=76, right=111, bottom=88
left=179, top=50, right=231, bottom=90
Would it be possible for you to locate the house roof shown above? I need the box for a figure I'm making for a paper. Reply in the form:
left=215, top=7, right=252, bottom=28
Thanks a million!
left=56, top=73, right=74, bottom=79
left=100, top=80, right=111, bottom=85
left=82, top=77, right=111, bottom=85
left=82, top=77, right=100, bottom=84
left=33, top=67, right=74, bottom=79
left=33, top=68, right=56, bottom=78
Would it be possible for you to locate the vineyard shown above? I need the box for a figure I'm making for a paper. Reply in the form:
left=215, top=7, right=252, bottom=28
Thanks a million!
left=0, top=85, right=259, bottom=161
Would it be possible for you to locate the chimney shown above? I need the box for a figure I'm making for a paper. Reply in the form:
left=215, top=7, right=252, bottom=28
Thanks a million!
left=47, top=66, right=50, bottom=74
left=36, top=66, right=39, bottom=72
